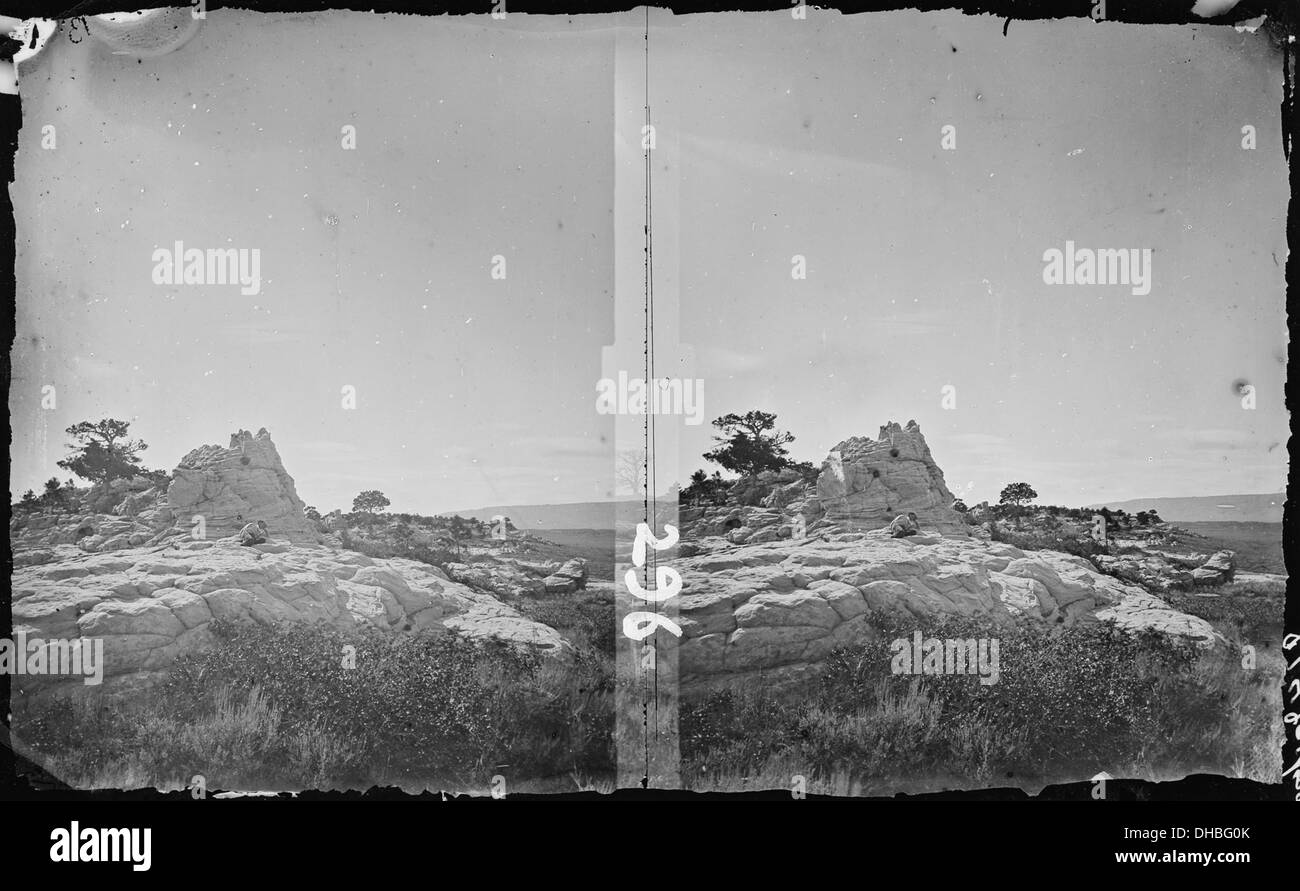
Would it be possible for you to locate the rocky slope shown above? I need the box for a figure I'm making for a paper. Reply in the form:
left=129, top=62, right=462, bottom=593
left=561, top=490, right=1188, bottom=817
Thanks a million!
left=1093, top=546, right=1236, bottom=591
left=676, top=420, right=1225, bottom=690
left=974, top=512, right=1239, bottom=591
left=676, top=529, right=1219, bottom=690
left=11, top=428, right=320, bottom=557
left=9, top=428, right=572, bottom=701
left=326, top=516, right=590, bottom=600
left=12, top=537, right=571, bottom=699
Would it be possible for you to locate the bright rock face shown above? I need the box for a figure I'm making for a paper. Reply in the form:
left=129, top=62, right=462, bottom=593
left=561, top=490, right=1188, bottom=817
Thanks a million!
left=674, top=421, right=1232, bottom=690
left=11, top=537, right=571, bottom=700
left=9, top=428, right=321, bottom=555
left=675, top=530, right=1220, bottom=690
left=1093, top=549, right=1236, bottom=592
left=166, top=428, right=320, bottom=544
left=9, top=427, right=575, bottom=701
left=816, top=420, right=964, bottom=534
left=543, top=558, right=590, bottom=594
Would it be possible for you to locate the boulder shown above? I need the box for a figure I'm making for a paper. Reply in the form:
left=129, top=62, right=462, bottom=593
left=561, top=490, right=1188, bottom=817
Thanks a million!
left=551, top=558, right=588, bottom=589
left=1200, top=550, right=1236, bottom=583
left=543, top=574, right=577, bottom=594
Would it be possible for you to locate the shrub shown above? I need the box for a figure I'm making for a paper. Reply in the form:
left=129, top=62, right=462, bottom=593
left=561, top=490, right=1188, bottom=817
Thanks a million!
left=679, top=611, right=1258, bottom=791
left=515, top=593, right=615, bottom=659
left=1163, top=588, right=1283, bottom=641
left=19, top=621, right=614, bottom=791
left=989, top=521, right=1107, bottom=562
left=681, top=469, right=729, bottom=506
left=788, top=460, right=821, bottom=484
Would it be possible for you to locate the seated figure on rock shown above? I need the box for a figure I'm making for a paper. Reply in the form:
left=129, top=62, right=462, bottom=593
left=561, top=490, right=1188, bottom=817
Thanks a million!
left=887, top=512, right=919, bottom=538
left=239, top=519, right=269, bottom=546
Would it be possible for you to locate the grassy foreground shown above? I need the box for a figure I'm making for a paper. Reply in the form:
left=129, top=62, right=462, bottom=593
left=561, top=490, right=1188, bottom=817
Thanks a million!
left=14, top=621, right=615, bottom=794
left=680, top=600, right=1283, bottom=795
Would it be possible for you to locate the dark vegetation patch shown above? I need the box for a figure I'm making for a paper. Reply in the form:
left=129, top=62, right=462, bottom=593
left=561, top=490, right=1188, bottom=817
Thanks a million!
left=17, top=621, right=614, bottom=792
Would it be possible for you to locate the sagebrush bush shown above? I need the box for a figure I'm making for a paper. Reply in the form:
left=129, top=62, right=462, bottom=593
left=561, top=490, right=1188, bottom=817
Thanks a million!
left=17, top=620, right=614, bottom=792
left=1163, top=589, right=1283, bottom=641
left=989, top=521, right=1108, bottom=562
left=681, top=612, right=1273, bottom=792
left=515, top=592, right=615, bottom=659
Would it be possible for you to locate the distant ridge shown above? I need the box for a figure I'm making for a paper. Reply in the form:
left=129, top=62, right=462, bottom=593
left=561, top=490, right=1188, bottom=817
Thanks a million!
left=1084, top=492, right=1284, bottom=523
left=441, top=497, right=676, bottom=531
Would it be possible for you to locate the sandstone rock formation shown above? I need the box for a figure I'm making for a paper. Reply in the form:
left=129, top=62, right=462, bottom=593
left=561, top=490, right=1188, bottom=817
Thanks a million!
left=679, top=421, right=966, bottom=548
left=166, top=428, right=320, bottom=544
left=10, top=427, right=579, bottom=702
left=674, top=419, right=1230, bottom=690
left=817, top=420, right=964, bottom=534
left=10, top=428, right=320, bottom=556
left=12, top=505, right=159, bottom=555
left=1094, top=549, right=1236, bottom=592
left=543, top=558, right=589, bottom=594
left=12, top=537, right=571, bottom=700
left=445, top=561, right=545, bottom=600
left=441, top=556, right=588, bottom=600
left=675, top=530, right=1221, bottom=691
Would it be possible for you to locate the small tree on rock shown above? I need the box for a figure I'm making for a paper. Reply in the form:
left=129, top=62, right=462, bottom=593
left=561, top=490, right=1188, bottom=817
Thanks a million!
left=41, top=477, right=65, bottom=506
left=998, top=482, right=1038, bottom=507
left=703, top=410, right=796, bottom=478
left=57, top=419, right=148, bottom=483
left=448, top=515, right=471, bottom=558
left=351, top=486, right=390, bottom=520
left=681, top=469, right=729, bottom=506
left=352, top=490, right=391, bottom=515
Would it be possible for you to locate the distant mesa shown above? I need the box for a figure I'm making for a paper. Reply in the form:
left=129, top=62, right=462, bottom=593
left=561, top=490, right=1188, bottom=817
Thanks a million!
left=1085, top=493, right=1283, bottom=524
left=444, top=498, right=674, bottom=532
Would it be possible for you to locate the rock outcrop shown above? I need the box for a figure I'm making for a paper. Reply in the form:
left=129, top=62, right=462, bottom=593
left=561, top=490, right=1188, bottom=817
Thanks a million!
left=678, top=421, right=965, bottom=549
left=817, top=420, right=964, bottom=534
left=1094, top=549, right=1236, bottom=592
left=10, top=428, right=320, bottom=556
left=444, top=561, right=545, bottom=600
left=674, top=420, right=1229, bottom=690
left=11, top=537, right=571, bottom=700
left=543, top=558, right=589, bottom=594
left=9, top=426, right=580, bottom=702
left=675, top=530, right=1221, bottom=690
left=166, top=428, right=320, bottom=544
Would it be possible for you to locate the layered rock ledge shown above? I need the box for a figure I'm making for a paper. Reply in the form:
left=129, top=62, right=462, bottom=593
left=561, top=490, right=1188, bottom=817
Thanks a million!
left=675, top=529, right=1220, bottom=691
left=12, top=536, right=571, bottom=701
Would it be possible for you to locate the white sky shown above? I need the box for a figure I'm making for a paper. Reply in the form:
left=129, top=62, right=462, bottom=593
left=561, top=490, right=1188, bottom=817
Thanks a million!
left=667, top=11, right=1288, bottom=506
left=9, top=10, right=1288, bottom=512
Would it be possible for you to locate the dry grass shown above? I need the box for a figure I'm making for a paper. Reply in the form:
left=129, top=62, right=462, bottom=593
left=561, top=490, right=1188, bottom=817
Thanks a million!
left=680, top=615, right=1282, bottom=795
